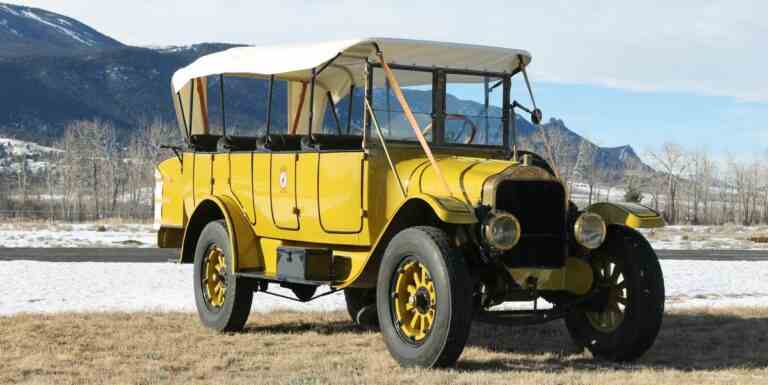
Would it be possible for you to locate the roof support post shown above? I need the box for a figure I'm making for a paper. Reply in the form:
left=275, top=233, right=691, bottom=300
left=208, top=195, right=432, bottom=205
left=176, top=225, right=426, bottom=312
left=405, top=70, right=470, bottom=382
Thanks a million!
left=433, top=70, right=446, bottom=145
left=347, top=85, right=355, bottom=134
left=188, top=81, right=195, bottom=138
left=363, top=62, right=372, bottom=147
left=266, top=75, right=274, bottom=135
left=219, top=75, right=226, bottom=136
left=308, top=67, right=316, bottom=135
left=375, top=52, right=453, bottom=198
left=502, top=75, right=513, bottom=158
left=484, top=76, right=490, bottom=144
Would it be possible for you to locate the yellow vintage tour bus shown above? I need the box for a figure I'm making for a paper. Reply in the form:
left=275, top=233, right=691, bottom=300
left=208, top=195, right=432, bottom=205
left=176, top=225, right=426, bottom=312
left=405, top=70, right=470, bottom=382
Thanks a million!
left=155, top=38, right=666, bottom=368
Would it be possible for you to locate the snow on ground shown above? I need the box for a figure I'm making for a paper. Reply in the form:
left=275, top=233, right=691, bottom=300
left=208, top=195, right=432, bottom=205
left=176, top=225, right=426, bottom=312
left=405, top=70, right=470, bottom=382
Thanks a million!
left=0, top=223, right=155, bottom=248
left=1, top=259, right=766, bottom=316
left=4, top=222, right=768, bottom=250
left=641, top=225, right=768, bottom=250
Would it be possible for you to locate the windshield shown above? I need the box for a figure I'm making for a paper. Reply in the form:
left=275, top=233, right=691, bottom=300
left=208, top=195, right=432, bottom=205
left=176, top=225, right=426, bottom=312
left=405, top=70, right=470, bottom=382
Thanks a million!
left=444, top=73, right=504, bottom=146
left=369, top=64, right=511, bottom=148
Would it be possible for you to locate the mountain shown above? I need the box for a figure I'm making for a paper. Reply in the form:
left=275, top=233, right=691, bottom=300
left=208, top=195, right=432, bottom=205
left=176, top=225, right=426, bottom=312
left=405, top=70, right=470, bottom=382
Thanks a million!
left=0, top=3, right=124, bottom=57
left=0, top=3, right=653, bottom=180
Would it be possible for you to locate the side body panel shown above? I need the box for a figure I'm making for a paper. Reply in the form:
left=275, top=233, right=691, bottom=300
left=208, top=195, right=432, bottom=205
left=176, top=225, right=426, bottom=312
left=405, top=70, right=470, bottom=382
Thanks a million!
left=269, top=153, right=299, bottom=230
left=317, top=152, right=366, bottom=233
left=163, top=144, right=503, bottom=288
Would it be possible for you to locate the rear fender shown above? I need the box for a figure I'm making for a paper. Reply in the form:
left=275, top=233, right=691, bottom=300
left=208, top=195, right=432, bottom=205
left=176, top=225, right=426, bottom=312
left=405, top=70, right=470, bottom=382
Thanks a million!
left=179, top=196, right=261, bottom=272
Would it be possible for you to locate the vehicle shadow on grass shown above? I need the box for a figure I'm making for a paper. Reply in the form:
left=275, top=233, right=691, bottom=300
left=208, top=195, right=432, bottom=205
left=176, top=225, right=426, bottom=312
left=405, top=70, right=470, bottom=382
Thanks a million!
left=241, top=310, right=768, bottom=372
left=244, top=319, right=378, bottom=335
left=460, top=310, right=768, bottom=372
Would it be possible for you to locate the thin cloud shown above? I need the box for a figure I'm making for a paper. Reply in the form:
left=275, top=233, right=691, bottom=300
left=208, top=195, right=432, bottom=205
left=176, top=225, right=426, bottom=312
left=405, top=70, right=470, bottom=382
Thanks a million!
left=9, top=0, right=768, bottom=102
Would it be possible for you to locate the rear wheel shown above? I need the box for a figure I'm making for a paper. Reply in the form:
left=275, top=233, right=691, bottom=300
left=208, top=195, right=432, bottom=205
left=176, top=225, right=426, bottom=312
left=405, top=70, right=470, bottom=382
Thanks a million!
left=344, top=288, right=378, bottom=326
left=193, top=220, right=253, bottom=332
left=565, top=225, right=665, bottom=362
left=376, top=226, right=473, bottom=368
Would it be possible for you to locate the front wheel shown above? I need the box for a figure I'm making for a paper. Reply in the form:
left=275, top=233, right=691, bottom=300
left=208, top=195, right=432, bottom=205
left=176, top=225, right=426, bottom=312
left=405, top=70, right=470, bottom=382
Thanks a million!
left=376, top=226, right=473, bottom=368
left=565, top=225, right=665, bottom=362
left=193, top=220, right=253, bottom=332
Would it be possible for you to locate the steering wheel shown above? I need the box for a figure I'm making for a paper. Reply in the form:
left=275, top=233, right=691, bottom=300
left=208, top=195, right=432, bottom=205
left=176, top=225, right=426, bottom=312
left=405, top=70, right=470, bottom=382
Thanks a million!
left=420, top=114, right=478, bottom=144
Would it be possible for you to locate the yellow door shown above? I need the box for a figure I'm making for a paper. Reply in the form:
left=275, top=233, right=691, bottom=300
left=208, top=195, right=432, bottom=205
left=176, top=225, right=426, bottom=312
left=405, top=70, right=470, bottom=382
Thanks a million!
left=229, top=153, right=256, bottom=223
left=194, top=153, right=212, bottom=204
left=318, top=152, right=365, bottom=233
left=270, top=153, right=299, bottom=230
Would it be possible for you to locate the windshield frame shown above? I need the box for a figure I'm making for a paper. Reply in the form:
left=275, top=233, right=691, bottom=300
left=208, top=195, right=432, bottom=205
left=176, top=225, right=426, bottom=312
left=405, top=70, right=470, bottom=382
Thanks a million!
left=366, top=61, right=519, bottom=151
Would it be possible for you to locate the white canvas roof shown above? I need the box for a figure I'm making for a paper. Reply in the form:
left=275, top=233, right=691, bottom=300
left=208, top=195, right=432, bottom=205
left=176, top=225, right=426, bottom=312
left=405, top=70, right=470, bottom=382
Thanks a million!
left=171, top=38, right=532, bottom=93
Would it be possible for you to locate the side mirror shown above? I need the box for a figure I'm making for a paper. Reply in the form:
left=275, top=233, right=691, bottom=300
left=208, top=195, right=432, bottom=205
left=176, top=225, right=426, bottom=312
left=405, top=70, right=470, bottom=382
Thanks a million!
left=531, top=108, right=543, bottom=125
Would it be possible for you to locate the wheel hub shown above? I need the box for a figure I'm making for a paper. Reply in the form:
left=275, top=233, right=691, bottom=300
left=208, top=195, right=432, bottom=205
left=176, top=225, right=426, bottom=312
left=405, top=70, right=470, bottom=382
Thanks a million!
left=203, top=246, right=227, bottom=308
left=413, top=287, right=431, bottom=314
left=392, top=260, right=436, bottom=343
left=586, top=255, right=627, bottom=333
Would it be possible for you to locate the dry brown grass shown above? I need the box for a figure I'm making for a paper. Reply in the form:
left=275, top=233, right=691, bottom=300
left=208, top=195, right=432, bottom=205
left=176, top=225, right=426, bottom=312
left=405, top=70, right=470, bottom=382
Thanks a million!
left=2, top=307, right=767, bottom=385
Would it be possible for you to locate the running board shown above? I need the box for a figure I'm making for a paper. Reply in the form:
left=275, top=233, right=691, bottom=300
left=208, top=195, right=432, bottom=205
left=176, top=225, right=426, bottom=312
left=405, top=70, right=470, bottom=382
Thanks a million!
left=474, top=308, right=569, bottom=326
left=235, top=269, right=335, bottom=287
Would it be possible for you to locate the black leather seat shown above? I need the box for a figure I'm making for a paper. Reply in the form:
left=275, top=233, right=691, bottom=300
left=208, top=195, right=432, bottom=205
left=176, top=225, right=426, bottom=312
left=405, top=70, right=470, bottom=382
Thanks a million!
left=189, top=134, right=222, bottom=152
left=262, top=134, right=303, bottom=151
left=301, top=134, right=363, bottom=151
left=219, top=136, right=260, bottom=151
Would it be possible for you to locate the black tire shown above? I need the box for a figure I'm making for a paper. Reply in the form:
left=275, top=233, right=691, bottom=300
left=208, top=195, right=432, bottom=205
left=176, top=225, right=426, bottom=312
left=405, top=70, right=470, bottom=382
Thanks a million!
left=565, top=225, right=665, bottom=362
left=344, top=288, right=378, bottom=326
left=376, top=226, right=473, bottom=368
left=193, top=220, right=253, bottom=332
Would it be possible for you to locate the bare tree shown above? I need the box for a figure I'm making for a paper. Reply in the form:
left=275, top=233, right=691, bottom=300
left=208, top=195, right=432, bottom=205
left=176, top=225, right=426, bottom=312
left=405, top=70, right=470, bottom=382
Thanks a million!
left=647, top=143, right=689, bottom=224
left=572, top=139, right=601, bottom=204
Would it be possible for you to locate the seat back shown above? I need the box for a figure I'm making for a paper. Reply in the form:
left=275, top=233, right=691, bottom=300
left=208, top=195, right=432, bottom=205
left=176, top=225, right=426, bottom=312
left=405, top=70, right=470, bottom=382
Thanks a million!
left=301, top=134, right=363, bottom=151
left=189, top=134, right=222, bottom=152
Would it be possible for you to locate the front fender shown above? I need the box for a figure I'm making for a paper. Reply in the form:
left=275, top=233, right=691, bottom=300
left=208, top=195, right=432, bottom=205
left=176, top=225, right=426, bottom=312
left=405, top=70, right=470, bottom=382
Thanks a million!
left=586, top=202, right=665, bottom=228
left=409, top=193, right=478, bottom=224
left=180, top=196, right=261, bottom=272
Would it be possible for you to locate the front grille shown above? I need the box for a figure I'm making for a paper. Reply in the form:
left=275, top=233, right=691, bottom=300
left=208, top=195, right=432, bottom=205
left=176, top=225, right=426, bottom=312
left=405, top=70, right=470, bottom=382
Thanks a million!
left=495, top=180, right=567, bottom=268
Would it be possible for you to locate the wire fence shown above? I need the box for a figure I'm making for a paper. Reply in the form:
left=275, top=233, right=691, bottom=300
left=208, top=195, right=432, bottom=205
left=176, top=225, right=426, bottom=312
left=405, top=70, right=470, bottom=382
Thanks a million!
left=0, top=209, right=152, bottom=223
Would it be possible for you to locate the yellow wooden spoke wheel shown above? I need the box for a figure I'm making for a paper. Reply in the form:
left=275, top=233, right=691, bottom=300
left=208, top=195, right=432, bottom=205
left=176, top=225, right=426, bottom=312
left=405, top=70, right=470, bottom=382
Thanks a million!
left=586, top=255, right=627, bottom=333
left=392, top=260, right=437, bottom=343
left=203, top=245, right=227, bottom=308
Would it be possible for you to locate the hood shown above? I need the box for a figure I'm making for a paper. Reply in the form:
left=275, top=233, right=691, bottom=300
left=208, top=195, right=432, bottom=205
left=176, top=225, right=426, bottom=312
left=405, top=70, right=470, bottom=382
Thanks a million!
left=395, top=155, right=513, bottom=206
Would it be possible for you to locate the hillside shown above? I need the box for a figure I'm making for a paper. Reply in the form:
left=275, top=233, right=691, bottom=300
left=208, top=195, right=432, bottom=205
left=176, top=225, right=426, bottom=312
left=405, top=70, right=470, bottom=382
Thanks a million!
left=0, top=2, right=652, bottom=179
left=0, top=3, right=123, bottom=57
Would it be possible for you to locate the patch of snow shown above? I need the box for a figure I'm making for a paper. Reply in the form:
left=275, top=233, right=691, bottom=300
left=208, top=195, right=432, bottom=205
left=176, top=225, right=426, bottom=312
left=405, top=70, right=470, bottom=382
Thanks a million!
left=154, top=44, right=194, bottom=53
left=20, top=9, right=95, bottom=46
left=0, top=138, right=60, bottom=156
left=641, top=225, right=768, bottom=250
left=0, top=259, right=766, bottom=316
left=0, top=223, right=156, bottom=248
left=0, top=4, right=21, bottom=16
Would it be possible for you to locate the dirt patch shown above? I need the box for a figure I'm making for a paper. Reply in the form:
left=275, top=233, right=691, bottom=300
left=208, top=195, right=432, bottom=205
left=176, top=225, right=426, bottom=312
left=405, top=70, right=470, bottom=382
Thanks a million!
left=2, top=308, right=768, bottom=385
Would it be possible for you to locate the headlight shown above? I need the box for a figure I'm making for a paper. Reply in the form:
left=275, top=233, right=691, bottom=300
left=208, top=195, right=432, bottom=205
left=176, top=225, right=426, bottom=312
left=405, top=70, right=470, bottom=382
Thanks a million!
left=574, top=212, right=606, bottom=249
left=482, top=211, right=521, bottom=251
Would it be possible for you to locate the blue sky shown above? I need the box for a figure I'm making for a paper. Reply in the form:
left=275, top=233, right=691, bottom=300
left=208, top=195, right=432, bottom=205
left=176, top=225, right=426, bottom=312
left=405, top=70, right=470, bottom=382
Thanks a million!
left=11, top=0, right=768, bottom=159
left=513, top=82, right=768, bottom=158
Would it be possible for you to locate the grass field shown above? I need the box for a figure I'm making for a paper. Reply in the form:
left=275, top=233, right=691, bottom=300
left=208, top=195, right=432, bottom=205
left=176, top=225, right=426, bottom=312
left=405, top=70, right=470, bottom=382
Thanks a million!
left=2, top=308, right=767, bottom=385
